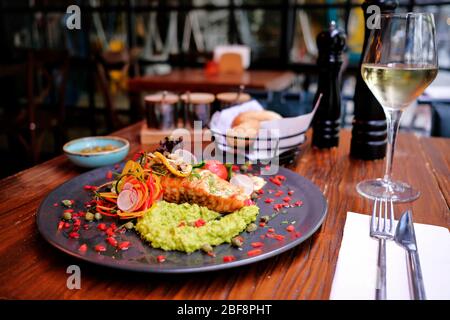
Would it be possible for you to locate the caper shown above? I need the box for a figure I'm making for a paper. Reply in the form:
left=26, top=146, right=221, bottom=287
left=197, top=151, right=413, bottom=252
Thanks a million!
left=231, top=236, right=243, bottom=247
left=61, top=199, right=73, bottom=208
left=94, top=212, right=102, bottom=221
left=201, top=243, right=213, bottom=253
left=260, top=215, right=270, bottom=223
left=125, top=221, right=134, bottom=230
left=85, top=212, right=95, bottom=221
left=246, top=223, right=257, bottom=233
left=62, top=211, right=72, bottom=220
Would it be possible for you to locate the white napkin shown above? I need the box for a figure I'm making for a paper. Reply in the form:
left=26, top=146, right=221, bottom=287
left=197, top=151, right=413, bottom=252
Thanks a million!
left=209, top=100, right=318, bottom=161
left=330, top=212, right=450, bottom=300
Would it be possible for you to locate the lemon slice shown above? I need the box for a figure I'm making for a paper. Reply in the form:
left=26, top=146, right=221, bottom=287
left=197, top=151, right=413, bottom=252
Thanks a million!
left=154, top=152, right=191, bottom=177
left=173, top=149, right=198, bottom=164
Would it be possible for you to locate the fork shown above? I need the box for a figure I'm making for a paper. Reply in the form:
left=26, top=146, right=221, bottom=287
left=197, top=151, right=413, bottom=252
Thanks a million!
left=370, top=198, right=395, bottom=300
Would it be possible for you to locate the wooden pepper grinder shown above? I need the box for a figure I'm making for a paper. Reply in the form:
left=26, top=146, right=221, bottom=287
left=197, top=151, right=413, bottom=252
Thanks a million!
left=312, top=21, right=346, bottom=149
left=350, top=0, right=398, bottom=160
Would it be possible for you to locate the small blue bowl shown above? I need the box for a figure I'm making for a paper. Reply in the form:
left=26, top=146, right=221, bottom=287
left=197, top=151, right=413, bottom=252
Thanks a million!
left=63, top=136, right=130, bottom=168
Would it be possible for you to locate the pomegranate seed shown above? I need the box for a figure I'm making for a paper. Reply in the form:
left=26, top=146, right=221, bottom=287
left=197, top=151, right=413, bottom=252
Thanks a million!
left=223, top=256, right=236, bottom=263
left=194, top=219, right=206, bottom=227
left=256, top=189, right=265, bottom=195
left=114, top=163, right=120, bottom=170
left=68, top=232, right=79, bottom=239
left=118, top=241, right=131, bottom=250
left=106, top=171, right=113, bottom=179
left=78, top=244, right=88, bottom=252
left=295, top=232, right=301, bottom=238
left=268, top=228, right=275, bottom=233
left=294, top=200, right=303, bottom=207
left=97, top=223, right=107, bottom=231
left=274, top=234, right=285, bottom=241
left=157, top=255, right=166, bottom=263
left=288, top=190, right=294, bottom=195
left=64, top=222, right=70, bottom=229
left=106, top=228, right=114, bottom=236
left=275, top=175, right=286, bottom=181
left=95, top=244, right=106, bottom=252
left=283, top=196, right=291, bottom=203
left=247, top=249, right=262, bottom=257
left=259, top=222, right=266, bottom=227
left=110, top=223, right=117, bottom=231
left=286, top=225, right=295, bottom=232
left=106, top=237, right=118, bottom=247
left=57, top=221, right=64, bottom=230
left=269, top=177, right=282, bottom=186
left=64, top=209, right=74, bottom=213
left=264, top=198, right=274, bottom=204
left=53, top=203, right=59, bottom=207
left=251, top=242, right=264, bottom=248
left=83, top=224, right=90, bottom=230
left=73, top=219, right=81, bottom=227
left=274, top=190, right=284, bottom=197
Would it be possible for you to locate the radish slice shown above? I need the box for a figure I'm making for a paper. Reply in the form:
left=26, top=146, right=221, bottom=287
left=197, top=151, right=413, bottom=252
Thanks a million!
left=122, top=182, right=133, bottom=191
left=117, top=189, right=138, bottom=212
left=230, top=174, right=254, bottom=196
left=173, top=149, right=198, bottom=164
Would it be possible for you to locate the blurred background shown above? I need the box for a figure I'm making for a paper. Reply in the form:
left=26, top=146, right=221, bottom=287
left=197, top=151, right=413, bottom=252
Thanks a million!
left=0, top=0, right=449, bottom=178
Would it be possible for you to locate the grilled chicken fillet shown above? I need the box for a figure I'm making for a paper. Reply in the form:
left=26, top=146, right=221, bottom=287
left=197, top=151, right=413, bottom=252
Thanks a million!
left=160, top=169, right=249, bottom=213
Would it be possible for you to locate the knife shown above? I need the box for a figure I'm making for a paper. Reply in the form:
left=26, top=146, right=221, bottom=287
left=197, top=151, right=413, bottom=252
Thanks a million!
left=394, top=210, right=426, bottom=300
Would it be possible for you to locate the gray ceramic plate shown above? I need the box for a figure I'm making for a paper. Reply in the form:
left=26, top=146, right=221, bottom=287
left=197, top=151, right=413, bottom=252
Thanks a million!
left=36, top=164, right=327, bottom=273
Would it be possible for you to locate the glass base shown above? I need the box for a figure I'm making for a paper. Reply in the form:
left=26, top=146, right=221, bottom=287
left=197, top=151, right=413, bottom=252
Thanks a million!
left=356, top=178, right=420, bottom=203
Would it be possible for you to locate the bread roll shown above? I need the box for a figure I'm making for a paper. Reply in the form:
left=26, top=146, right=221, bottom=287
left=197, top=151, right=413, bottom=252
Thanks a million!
left=231, top=110, right=282, bottom=128
left=226, top=120, right=259, bottom=148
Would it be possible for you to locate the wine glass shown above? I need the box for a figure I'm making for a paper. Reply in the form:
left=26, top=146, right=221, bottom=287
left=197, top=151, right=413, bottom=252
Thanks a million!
left=356, top=12, right=438, bottom=202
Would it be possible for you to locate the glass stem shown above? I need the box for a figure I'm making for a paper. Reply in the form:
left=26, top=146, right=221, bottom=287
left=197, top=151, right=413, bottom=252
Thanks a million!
left=383, top=109, right=403, bottom=183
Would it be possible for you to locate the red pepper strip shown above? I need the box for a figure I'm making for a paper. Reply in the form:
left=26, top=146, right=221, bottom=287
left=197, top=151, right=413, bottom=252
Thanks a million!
left=95, top=207, right=117, bottom=217
left=102, top=197, right=117, bottom=204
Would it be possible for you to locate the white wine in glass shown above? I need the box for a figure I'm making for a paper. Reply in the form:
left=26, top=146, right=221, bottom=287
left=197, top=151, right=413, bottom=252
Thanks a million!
left=361, top=63, right=438, bottom=111
left=356, top=13, right=438, bottom=202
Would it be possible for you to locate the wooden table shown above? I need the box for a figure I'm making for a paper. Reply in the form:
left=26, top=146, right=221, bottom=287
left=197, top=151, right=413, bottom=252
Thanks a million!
left=0, top=123, right=448, bottom=299
left=127, top=69, right=295, bottom=122
left=128, top=68, right=296, bottom=94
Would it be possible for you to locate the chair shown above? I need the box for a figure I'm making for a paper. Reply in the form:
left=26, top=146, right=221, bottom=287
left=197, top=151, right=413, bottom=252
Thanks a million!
left=218, top=53, right=244, bottom=74
left=0, top=49, right=69, bottom=164
left=95, top=48, right=140, bottom=131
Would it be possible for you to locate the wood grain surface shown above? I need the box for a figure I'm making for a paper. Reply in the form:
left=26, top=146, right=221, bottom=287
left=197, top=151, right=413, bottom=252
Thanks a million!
left=0, top=123, right=448, bottom=300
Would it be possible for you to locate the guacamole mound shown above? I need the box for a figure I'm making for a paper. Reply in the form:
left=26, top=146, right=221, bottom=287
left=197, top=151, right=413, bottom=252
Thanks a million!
left=135, top=201, right=259, bottom=253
